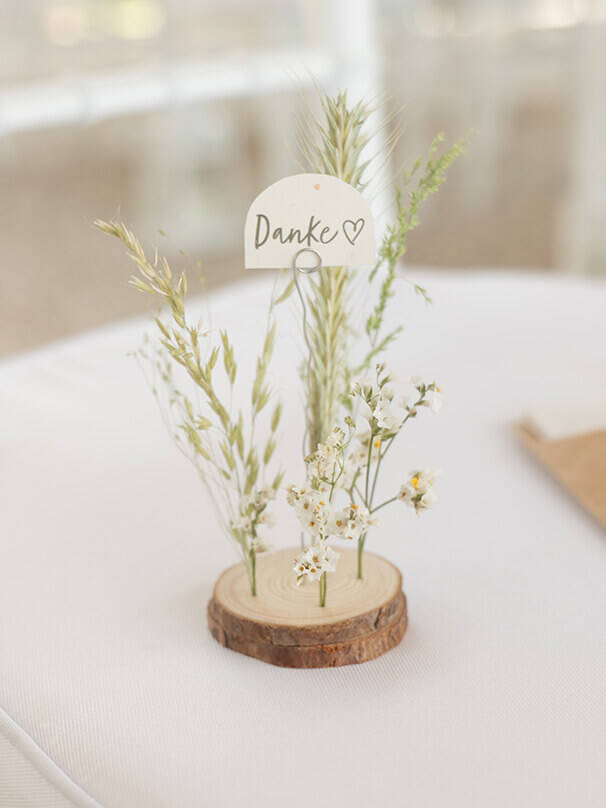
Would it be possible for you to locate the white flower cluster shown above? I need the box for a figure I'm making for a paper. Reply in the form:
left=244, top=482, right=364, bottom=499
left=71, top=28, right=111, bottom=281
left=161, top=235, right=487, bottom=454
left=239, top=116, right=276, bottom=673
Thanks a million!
left=293, top=541, right=339, bottom=585
left=286, top=365, right=443, bottom=593
left=286, top=484, right=331, bottom=539
left=304, top=427, right=346, bottom=484
left=397, top=469, right=440, bottom=513
left=230, top=486, right=276, bottom=553
left=286, top=485, right=376, bottom=543
left=328, top=502, right=376, bottom=542
left=404, top=376, right=443, bottom=414
left=352, top=367, right=443, bottom=438
left=338, top=429, right=381, bottom=490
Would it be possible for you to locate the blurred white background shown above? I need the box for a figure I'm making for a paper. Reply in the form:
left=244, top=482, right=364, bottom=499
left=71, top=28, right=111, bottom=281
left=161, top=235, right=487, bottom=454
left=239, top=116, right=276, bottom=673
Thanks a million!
left=1, top=0, right=605, bottom=356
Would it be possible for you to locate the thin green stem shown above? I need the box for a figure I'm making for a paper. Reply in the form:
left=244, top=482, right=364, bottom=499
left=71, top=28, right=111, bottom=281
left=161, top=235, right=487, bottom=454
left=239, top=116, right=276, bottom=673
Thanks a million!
left=249, top=548, right=257, bottom=597
left=357, top=533, right=367, bottom=579
left=348, top=466, right=361, bottom=500
left=358, top=431, right=376, bottom=580
left=369, top=393, right=426, bottom=507
left=364, top=431, right=374, bottom=503
left=319, top=571, right=327, bottom=607
left=369, top=446, right=385, bottom=506
left=371, top=496, right=398, bottom=515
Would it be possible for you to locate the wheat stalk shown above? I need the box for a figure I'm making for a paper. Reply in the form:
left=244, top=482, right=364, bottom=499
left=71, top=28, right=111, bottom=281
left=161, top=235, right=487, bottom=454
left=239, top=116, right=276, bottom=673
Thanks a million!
left=94, top=219, right=289, bottom=595
left=301, top=92, right=372, bottom=451
left=300, top=95, right=466, bottom=443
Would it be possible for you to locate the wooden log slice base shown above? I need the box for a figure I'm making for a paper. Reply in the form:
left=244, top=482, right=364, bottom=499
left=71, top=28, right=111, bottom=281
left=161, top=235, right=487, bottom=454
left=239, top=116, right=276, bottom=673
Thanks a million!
left=207, top=547, right=407, bottom=668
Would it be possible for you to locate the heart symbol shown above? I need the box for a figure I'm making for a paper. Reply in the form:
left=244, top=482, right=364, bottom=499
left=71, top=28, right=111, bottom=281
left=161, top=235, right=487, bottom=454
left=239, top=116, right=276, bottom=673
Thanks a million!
left=313, top=183, right=320, bottom=190
left=342, top=218, right=365, bottom=245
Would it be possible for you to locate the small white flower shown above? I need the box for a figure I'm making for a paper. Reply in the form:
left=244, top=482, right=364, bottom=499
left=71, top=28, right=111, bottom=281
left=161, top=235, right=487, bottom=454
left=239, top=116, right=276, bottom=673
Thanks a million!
left=375, top=396, right=400, bottom=432
left=305, top=429, right=345, bottom=482
left=325, top=427, right=345, bottom=449
left=230, top=515, right=252, bottom=534
left=351, top=379, right=373, bottom=400
left=327, top=508, right=348, bottom=537
left=424, top=385, right=443, bottom=413
left=285, top=485, right=306, bottom=507
left=286, top=485, right=331, bottom=538
left=250, top=536, right=271, bottom=553
left=293, top=540, right=339, bottom=585
left=418, top=488, right=437, bottom=508
left=336, top=453, right=358, bottom=490
left=357, top=430, right=382, bottom=460
left=398, top=469, right=440, bottom=514
left=232, top=486, right=277, bottom=554
left=327, top=502, right=376, bottom=542
left=398, top=381, right=420, bottom=412
left=317, top=542, right=339, bottom=572
left=334, top=427, right=384, bottom=491
left=257, top=511, right=275, bottom=528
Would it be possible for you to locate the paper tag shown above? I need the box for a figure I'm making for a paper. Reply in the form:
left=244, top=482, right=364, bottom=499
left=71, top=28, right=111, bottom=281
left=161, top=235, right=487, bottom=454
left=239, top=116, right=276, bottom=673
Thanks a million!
left=244, top=173, right=375, bottom=269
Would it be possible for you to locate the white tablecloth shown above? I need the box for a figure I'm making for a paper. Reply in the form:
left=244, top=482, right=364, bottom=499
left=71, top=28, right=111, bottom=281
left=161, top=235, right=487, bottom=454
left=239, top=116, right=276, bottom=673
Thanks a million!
left=1, top=271, right=605, bottom=808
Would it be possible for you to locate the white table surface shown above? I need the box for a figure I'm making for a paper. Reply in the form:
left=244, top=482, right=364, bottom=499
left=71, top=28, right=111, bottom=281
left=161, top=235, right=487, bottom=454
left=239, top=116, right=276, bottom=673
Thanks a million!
left=1, top=271, right=605, bottom=808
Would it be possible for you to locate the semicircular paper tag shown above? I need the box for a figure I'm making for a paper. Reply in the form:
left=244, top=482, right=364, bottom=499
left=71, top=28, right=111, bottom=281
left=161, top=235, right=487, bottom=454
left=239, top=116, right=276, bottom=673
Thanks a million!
left=244, top=173, right=376, bottom=269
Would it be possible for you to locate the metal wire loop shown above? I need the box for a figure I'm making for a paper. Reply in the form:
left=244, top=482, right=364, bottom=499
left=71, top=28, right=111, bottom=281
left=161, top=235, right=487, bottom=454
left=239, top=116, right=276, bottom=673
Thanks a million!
left=291, top=247, right=322, bottom=550
left=293, top=247, right=322, bottom=274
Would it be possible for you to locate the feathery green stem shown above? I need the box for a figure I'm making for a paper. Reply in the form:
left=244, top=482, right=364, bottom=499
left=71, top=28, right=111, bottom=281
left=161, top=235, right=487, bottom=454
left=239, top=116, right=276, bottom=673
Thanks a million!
left=94, top=219, right=289, bottom=595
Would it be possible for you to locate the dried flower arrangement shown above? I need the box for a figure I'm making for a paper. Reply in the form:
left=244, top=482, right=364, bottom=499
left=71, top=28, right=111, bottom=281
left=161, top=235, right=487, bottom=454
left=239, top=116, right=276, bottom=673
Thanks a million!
left=96, top=90, right=464, bottom=620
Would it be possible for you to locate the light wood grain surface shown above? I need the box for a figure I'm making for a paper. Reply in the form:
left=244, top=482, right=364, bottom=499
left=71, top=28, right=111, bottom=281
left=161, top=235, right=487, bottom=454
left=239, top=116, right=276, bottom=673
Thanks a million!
left=207, top=548, right=408, bottom=667
left=213, top=547, right=401, bottom=626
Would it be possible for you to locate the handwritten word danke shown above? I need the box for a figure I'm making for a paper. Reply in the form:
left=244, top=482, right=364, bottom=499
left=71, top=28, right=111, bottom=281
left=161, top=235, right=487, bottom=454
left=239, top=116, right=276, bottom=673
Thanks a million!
left=254, top=214, right=364, bottom=249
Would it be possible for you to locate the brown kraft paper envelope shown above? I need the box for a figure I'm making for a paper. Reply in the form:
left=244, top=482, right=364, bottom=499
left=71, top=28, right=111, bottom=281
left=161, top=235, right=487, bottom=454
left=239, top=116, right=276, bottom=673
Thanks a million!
left=517, top=426, right=606, bottom=530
